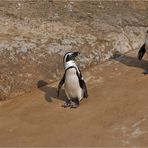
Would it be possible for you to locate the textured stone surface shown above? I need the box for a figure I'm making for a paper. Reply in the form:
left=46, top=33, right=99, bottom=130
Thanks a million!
left=0, top=0, right=148, bottom=100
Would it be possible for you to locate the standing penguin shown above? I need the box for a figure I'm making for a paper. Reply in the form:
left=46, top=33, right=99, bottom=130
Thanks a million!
left=57, top=51, right=88, bottom=108
left=137, top=30, right=148, bottom=74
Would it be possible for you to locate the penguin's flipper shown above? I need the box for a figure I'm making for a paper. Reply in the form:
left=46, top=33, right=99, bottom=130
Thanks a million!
left=137, top=43, right=146, bottom=60
left=80, top=79, right=88, bottom=98
left=76, top=70, right=88, bottom=99
left=57, top=72, right=66, bottom=97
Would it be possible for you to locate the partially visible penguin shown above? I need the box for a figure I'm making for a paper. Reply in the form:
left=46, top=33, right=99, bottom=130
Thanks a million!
left=57, top=51, right=88, bottom=108
left=137, top=30, right=148, bottom=74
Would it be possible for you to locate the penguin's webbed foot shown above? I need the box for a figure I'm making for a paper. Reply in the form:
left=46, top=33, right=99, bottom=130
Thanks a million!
left=62, top=99, right=72, bottom=108
left=70, top=98, right=80, bottom=108
left=62, top=102, right=72, bottom=108
left=62, top=99, right=80, bottom=108
left=70, top=103, right=79, bottom=108
left=62, top=102, right=79, bottom=108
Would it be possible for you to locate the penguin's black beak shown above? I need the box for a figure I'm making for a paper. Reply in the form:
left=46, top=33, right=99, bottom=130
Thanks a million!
left=70, top=52, right=80, bottom=61
left=72, top=52, right=80, bottom=58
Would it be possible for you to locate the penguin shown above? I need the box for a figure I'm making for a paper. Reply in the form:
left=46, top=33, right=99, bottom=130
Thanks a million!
left=137, top=30, right=148, bottom=74
left=57, top=51, right=88, bottom=108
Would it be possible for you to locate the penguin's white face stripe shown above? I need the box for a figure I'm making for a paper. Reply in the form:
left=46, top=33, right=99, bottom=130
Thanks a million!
left=64, top=52, right=73, bottom=63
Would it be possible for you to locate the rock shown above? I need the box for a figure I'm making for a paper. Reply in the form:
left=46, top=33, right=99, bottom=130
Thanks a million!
left=0, top=1, right=148, bottom=100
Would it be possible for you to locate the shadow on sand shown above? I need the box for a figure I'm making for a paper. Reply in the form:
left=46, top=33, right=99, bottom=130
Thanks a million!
left=112, top=51, right=148, bottom=72
left=37, top=80, right=67, bottom=103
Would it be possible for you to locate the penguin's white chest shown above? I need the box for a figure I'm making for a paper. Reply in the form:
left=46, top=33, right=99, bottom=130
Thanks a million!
left=64, top=68, right=83, bottom=100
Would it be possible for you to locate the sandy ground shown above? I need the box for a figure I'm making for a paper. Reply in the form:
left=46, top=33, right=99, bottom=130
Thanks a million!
left=0, top=50, right=148, bottom=147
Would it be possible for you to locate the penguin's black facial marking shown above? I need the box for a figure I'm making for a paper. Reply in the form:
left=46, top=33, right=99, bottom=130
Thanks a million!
left=66, top=55, right=71, bottom=62
left=64, top=53, right=73, bottom=62
left=64, top=52, right=80, bottom=62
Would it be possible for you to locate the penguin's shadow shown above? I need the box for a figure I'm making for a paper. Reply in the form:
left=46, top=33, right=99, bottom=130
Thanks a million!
left=37, top=80, right=67, bottom=102
left=112, top=51, right=148, bottom=71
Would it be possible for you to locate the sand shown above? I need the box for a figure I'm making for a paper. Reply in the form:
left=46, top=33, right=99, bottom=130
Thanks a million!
left=0, top=50, right=148, bottom=147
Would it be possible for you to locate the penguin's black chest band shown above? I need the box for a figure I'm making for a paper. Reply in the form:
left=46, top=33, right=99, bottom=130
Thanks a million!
left=65, top=66, right=83, bottom=80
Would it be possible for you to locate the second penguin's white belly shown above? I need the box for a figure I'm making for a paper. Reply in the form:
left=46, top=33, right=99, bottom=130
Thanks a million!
left=64, top=68, right=83, bottom=101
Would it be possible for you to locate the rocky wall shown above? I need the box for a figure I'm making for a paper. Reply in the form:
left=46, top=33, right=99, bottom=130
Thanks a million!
left=0, top=0, right=148, bottom=100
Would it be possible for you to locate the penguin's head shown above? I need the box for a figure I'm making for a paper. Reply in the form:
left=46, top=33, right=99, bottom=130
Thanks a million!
left=63, top=51, right=80, bottom=63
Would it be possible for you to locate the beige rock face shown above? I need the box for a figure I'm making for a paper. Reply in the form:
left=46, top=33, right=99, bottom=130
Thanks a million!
left=0, top=0, right=148, bottom=100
